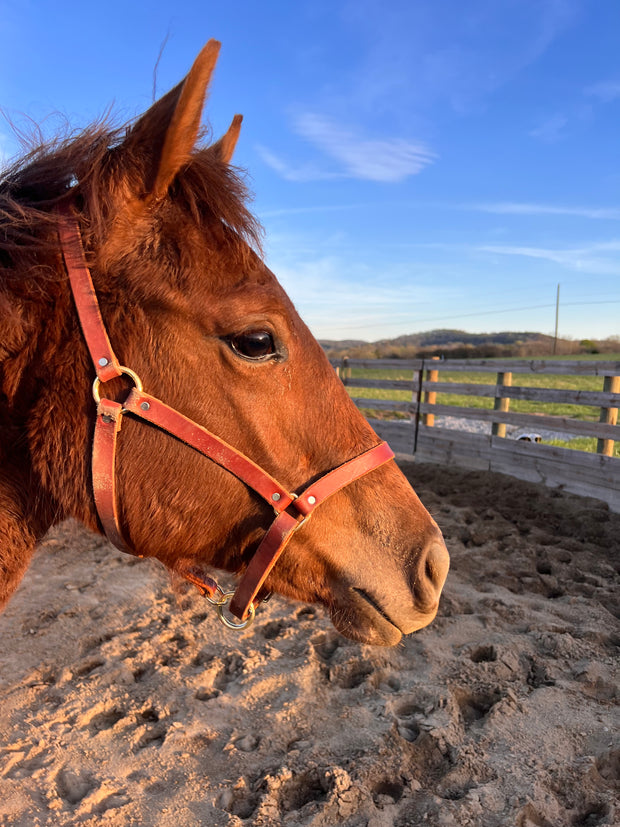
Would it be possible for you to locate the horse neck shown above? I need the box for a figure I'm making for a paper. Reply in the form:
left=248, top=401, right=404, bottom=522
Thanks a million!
left=1, top=239, right=91, bottom=530
left=0, top=456, right=45, bottom=609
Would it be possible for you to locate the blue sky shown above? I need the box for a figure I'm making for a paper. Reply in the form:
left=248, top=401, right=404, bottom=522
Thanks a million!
left=1, top=0, right=619, bottom=342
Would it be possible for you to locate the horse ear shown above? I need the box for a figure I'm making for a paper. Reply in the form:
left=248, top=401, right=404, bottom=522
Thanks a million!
left=211, top=114, right=243, bottom=164
left=124, top=39, right=221, bottom=200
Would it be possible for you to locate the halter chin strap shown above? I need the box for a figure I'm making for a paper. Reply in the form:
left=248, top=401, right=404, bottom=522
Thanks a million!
left=57, top=211, right=395, bottom=622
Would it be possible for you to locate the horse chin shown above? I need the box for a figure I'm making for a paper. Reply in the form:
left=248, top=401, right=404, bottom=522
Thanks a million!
left=330, top=609, right=403, bottom=647
left=327, top=587, right=439, bottom=647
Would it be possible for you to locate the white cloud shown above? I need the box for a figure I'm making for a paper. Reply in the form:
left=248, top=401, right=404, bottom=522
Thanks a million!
left=528, top=114, right=568, bottom=142
left=464, top=202, right=620, bottom=220
left=255, top=146, right=342, bottom=183
left=259, top=202, right=368, bottom=219
left=584, top=80, right=620, bottom=103
left=478, top=241, right=620, bottom=277
left=258, top=114, right=436, bottom=184
left=295, top=113, right=436, bottom=182
left=341, top=0, right=579, bottom=115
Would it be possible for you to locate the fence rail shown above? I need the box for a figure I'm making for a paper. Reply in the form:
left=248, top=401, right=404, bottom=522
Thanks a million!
left=332, top=356, right=620, bottom=512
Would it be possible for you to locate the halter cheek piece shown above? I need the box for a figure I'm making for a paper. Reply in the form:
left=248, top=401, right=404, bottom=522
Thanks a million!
left=57, top=211, right=395, bottom=628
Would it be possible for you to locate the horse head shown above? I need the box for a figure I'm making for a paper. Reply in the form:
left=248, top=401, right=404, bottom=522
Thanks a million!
left=0, top=41, right=448, bottom=646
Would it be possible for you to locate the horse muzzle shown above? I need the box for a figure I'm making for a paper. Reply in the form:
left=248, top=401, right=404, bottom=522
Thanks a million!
left=330, top=529, right=450, bottom=647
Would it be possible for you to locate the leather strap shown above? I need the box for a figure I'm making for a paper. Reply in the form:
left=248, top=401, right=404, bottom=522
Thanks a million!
left=58, top=212, right=122, bottom=383
left=293, top=440, right=395, bottom=516
left=122, top=389, right=295, bottom=510
left=92, top=399, right=134, bottom=555
left=229, top=440, right=395, bottom=619
left=57, top=210, right=396, bottom=621
left=229, top=511, right=303, bottom=618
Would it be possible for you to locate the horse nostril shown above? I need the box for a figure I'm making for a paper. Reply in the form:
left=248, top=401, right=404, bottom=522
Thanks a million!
left=413, top=536, right=449, bottom=612
left=425, top=539, right=450, bottom=590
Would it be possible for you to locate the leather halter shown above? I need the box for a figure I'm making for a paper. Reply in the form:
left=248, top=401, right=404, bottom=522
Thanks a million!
left=57, top=211, right=395, bottom=624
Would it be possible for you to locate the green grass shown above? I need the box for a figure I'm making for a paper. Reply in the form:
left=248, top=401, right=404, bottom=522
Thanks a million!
left=546, top=437, right=619, bottom=458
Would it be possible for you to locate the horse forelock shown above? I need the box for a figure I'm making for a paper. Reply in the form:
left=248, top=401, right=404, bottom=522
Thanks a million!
left=0, top=117, right=263, bottom=274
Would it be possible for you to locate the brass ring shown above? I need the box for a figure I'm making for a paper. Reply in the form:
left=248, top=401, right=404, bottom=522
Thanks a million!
left=204, top=584, right=229, bottom=607
left=93, top=366, right=143, bottom=404
left=216, top=592, right=255, bottom=630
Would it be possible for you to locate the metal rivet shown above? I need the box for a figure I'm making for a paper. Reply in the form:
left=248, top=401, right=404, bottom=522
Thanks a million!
left=98, top=357, right=109, bottom=367
left=101, top=414, right=112, bottom=424
left=271, top=493, right=281, bottom=502
left=140, top=401, right=150, bottom=411
left=307, top=495, right=317, bottom=505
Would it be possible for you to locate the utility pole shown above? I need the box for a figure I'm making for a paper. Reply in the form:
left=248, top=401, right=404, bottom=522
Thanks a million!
left=553, top=283, right=560, bottom=355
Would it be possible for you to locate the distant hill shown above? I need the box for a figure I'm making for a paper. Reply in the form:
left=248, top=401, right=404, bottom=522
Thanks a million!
left=376, top=329, right=550, bottom=348
left=319, top=329, right=618, bottom=359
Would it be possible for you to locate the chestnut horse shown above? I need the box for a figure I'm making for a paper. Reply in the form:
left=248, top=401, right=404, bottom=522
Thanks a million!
left=0, top=41, right=448, bottom=646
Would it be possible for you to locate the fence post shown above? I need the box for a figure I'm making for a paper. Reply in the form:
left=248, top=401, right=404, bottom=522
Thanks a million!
left=423, top=356, right=440, bottom=427
left=597, top=374, right=619, bottom=456
left=413, top=360, right=425, bottom=454
left=492, top=372, right=512, bottom=437
left=340, top=356, right=350, bottom=385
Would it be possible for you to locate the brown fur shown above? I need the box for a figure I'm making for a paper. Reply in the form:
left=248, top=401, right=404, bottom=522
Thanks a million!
left=0, top=42, right=448, bottom=645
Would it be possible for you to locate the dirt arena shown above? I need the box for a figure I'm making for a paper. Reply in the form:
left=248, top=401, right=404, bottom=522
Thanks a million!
left=0, top=461, right=618, bottom=826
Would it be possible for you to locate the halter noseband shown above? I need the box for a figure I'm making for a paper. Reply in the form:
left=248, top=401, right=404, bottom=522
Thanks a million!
left=57, top=211, right=395, bottom=627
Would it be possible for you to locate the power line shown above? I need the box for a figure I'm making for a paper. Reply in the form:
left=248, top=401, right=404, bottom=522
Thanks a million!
left=322, top=298, right=620, bottom=333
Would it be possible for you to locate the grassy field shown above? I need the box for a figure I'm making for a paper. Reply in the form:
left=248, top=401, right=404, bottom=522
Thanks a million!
left=341, top=354, right=620, bottom=457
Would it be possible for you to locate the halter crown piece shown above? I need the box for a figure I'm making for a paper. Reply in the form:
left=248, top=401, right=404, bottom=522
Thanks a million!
left=57, top=209, right=395, bottom=629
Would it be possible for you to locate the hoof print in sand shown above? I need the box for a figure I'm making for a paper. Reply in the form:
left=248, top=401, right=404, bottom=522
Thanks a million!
left=329, top=659, right=374, bottom=689
left=468, top=643, right=497, bottom=663
left=371, top=777, right=405, bottom=808
left=311, top=631, right=342, bottom=662
left=132, top=709, right=168, bottom=751
left=452, top=686, right=502, bottom=727
left=260, top=619, right=291, bottom=640
left=55, top=766, right=95, bottom=806
left=81, top=703, right=126, bottom=734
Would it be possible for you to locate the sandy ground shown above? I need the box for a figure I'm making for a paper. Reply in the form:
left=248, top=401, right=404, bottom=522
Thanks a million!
left=0, top=460, right=618, bottom=827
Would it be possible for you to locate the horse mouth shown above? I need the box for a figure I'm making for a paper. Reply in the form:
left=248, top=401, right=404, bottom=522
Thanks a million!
left=328, top=586, right=405, bottom=647
left=328, top=583, right=441, bottom=647
left=352, top=587, right=400, bottom=629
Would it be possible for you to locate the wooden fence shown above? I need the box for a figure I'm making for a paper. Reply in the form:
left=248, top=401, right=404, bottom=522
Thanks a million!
left=332, top=357, right=620, bottom=513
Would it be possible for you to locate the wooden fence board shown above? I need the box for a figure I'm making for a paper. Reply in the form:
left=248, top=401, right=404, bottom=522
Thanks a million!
left=421, top=381, right=620, bottom=407
left=414, top=428, right=493, bottom=471
left=335, top=357, right=620, bottom=375
left=418, top=403, right=620, bottom=440
left=330, top=358, right=424, bottom=370
left=488, top=438, right=620, bottom=510
left=489, top=437, right=619, bottom=480
left=343, top=377, right=418, bottom=391
left=366, top=419, right=415, bottom=455
left=412, top=428, right=620, bottom=510
left=351, top=397, right=413, bottom=412
left=427, top=359, right=620, bottom=376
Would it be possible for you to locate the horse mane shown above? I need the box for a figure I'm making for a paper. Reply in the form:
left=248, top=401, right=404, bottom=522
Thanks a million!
left=0, top=118, right=262, bottom=269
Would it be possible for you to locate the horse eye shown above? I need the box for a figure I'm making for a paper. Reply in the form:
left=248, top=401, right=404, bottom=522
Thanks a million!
left=228, top=330, right=276, bottom=360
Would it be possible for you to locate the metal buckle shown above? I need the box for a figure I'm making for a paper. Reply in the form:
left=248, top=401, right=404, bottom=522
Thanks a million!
left=93, top=366, right=143, bottom=404
left=215, top=592, right=255, bottom=630
left=203, top=585, right=255, bottom=630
